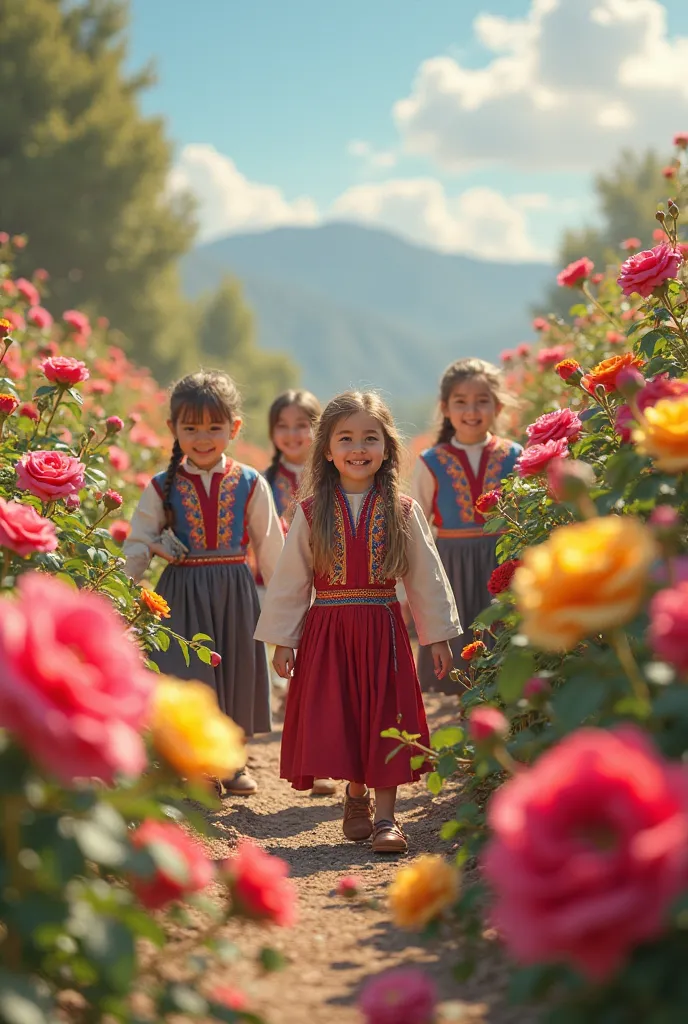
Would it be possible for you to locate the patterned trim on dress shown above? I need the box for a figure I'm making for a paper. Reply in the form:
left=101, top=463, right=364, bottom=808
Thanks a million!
left=481, top=437, right=517, bottom=497
left=314, top=588, right=397, bottom=605
left=272, top=464, right=298, bottom=519
left=366, top=490, right=387, bottom=584
left=432, top=446, right=475, bottom=523
left=329, top=492, right=347, bottom=586
left=174, top=475, right=206, bottom=549
left=217, top=461, right=245, bottom=550
left=181, top=554, right=247, bottom=567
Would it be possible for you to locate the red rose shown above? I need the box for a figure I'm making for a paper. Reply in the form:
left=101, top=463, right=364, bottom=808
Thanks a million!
left=337, top=875, right=362, bottom=899
left=18, top=402, right=39, bottom=422
left=15, top=277, right=39, bottom=307
left=108, top=519, right=130, bottom=544
left=482, top=726, right=688, bottom=980
left=468, top=707, right=508, bottom=746
left=621, top=238, right=641, bottom=251
left=131, top=819, right=213, bottom=910
left=28, top=306, right=53, bottom=330
left=649, top=582, right=688, bottom=674
left=210, top=652, right=222, bottom=668
left=606, top=330, right=625, bottom=345
left=222, top=840, right=297, bottom=926
left=34, top=268, right=49, bottom=282
left=0, top=393, right=18, bottom=416
left=15, top=450, right=85, bottom=501
left=41, top=356, right=90, bottom=386
left=556, top=257, right=594, bottom=288
left=536, top=345, right=568, bottom=370
left=103, top=488, right=123, bottom=510
left=515, top=438, right=569, bottom=478
left=554, top=359, right=582, bottom=383
left=487, top=559, right=521, bottom=596
left=0, top=498, right=58, bottom=556
left=211, top=987, right=247, bottom=1012
left=474, top=488, right=502, bottom=515
left=526, top=408, right=582, bottom=446
left=134, top=472, right=151, bottom=490
left=617, top=242, right=682, bottom=299
left=0, top=573, right=153, bottom=783
left=581, top=352, right=644, bottom=395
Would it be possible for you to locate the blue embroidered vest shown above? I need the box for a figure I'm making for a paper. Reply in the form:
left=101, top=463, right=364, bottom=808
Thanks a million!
left=152, top=461, right=259, bottom=554
left=268, top=463, right=299, bottom=520
left=420, top=436, right=521, bottom=536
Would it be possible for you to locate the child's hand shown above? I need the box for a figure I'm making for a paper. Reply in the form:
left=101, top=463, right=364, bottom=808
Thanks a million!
left=149, top=542, right=182, bottom=564
left=273, top=646, right=295, bottom=678
left=431, top=641, right=453, bottom=680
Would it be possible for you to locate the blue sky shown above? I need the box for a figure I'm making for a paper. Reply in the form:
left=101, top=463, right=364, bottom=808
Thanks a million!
left=128, top=0, right=688, bottom=261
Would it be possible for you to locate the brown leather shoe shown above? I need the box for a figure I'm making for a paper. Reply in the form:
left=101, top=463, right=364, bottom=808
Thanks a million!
left=311, top=778, right=338, bottom=796
left=342, top=785, right=374, bottom=841
left=372, top=818, right=407, bottom=854
left=222, top=769, right=258, bottom=795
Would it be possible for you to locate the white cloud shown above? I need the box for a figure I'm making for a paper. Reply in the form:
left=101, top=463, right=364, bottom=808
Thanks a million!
left=169, top=144, right=319, bottom=242
left=393, top=0, right=688, bottom=171
left=347, top=139, right=398, bottom=170
left=330, top=180, right=551, bottom=260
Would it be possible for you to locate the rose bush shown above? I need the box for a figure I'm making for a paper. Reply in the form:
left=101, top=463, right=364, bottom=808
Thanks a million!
left=0, top=234, right=289, bottom=1022
left=387, top=133, right=688, bottom=1021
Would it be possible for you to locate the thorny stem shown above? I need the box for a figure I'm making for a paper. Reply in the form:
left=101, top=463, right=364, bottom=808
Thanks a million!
left=42, top=386, right=67, bottom=437
left=661, top=292, right=688, bottom=368
left=611, top=629, right=650, bottom=706
left=86, top=561, right=120, bottom=592
left=83, top=510, right=110, bottom=539
left=582, top=282, right=624, bottom=330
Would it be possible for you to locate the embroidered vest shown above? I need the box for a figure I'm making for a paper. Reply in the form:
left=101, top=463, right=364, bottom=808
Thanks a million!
left=420, top=437, right=521, bottom=535
left=152, top=461, right=258, bottom=554
left=268, top=463, right=299, bottom=520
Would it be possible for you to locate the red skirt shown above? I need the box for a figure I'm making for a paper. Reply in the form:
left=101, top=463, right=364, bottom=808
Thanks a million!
left=280, top=601, right=430, bottom=790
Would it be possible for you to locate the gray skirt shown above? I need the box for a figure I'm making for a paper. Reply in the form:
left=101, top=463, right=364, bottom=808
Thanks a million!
left=417, top=534, right=499, bottom=696
left=153, top=560, right=271, bottom=737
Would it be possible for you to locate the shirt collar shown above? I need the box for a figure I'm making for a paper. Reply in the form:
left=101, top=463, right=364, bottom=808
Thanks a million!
left=451, top=432, right=492, bottom=452
left=183, top=453, right=227, bottom=476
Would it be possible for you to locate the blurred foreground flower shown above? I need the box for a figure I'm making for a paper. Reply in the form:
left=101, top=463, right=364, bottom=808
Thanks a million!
left=131, top=819, right=213, bottom=910
left=389, top=854, right=459, bottom=930
left=221, top=840, right=297, bottom=927
left=633, top=396, right=688, bottom=473
left=359, top=968, right=437, bottom=1024
left=0, top=497, right=57, bottom=556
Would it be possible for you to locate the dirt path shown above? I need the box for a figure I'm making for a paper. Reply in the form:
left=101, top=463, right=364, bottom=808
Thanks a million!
left=194, top=693, right=536, bottom=1024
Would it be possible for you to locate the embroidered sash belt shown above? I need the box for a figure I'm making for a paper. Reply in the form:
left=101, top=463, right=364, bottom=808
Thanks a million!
left=181, top=553, right=247, bottom=567
left=436, top=527, right=506, bottom=539
left=313, top=588, right=397, bottom=606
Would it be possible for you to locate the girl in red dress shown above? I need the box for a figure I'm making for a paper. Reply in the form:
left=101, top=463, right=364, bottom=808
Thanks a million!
left=255, top=391, right=460, bottom=853
left=264, top=389, right=321, bottom=526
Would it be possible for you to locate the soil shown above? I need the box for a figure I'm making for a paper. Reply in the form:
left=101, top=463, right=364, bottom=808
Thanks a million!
left=192, top=692, right=538, bottom=1024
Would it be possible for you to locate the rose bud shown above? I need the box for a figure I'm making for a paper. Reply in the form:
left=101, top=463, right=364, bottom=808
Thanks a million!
left=106, top=415, right=125, bottom=435
left=337, top=875, right=362, bottom=899
left=555, top=359, right=583, bottom=384
left=468, top=707, right=509, bottom=751
left=103, top=488, right=123, bottom=511
left=210, top=652, right=222, bottom=668
left=64, top=494, right=81, bottom=511
left=523, top=676, right=552, bottom=706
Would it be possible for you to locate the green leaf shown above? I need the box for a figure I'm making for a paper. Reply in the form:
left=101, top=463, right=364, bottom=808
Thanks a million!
left=259, top=947, right=287, bottom=972
left=498, top=645, right=536, bottom=704
left=384, top=742, right=406, bottom=764
left=426, top=771, right=443, bottom=795
left=192, top=632, right=213, bottom=642
left=430, top=726, right=464, bottom=750
left=473, top=600, right=509, bottom=628
left=437, top=752, right=458, bottom=778
left=164, top=985, right=208, bottom=1016
left=440, top=820, right=461, bottom=840
left=80, top=918, right=136, bottom=994
left=551, top=676, right=608, bottom=729
left=176, top=637, right=190, bottom=667
left=409, top=754, right=426, bottom=770
left=154, top=628, right=170, bottom=652
left=65, top=387, right=83, bottom=405
left=195, top=644, right=212, bottom=665
left=73, top=820, right=127, bottom=867
left=33, top=385, right=58, bottom=398
left=380, top=727, right=401, bottom=739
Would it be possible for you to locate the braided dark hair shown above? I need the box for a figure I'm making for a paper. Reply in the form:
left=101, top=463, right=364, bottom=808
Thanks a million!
left=265, top=389, right=321, bottom=485
left=162, top=370, right=241, bottom=528
left=435, top=357, right=512, bottom=445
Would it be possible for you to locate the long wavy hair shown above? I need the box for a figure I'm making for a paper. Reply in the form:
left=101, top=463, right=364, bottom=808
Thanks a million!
left=435, top=357, right=513, bottom=444
left=300, top=390, right=410, bottom=579
left=162, top=370, right=241, bottom=528
left=265, top=389, right=321, bottom=485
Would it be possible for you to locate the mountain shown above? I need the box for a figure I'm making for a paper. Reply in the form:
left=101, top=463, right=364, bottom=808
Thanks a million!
left=181, top=223, right=553, bottom=410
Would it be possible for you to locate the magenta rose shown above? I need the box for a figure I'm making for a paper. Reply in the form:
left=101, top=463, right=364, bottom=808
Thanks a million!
left=15, top=277, right=40, bottom=307
left=526, top=408, right=582, bottom=447
left=359, top=969, right=436, bottom=1024
left=0, top=573, right=154, bottom=784
left=515, top=437, right=569, bottom=478
left=15, top=450, right=85, bottom=501
left=649, top=582, right=688, bottom=674
left=617, top=242, right=682, bottom=299
left=27, top=306, right=54, bottom=330
left=41, top=355, right=89, bottom=386
left=556, top=257, right=594, bottom=288
left=482, top=726, right=688, bottom=980
left=615, top=374, right=688, bottom=442
left=468, top=706, right=509, bottom=746
left=0, top=498, right=58, bottom=556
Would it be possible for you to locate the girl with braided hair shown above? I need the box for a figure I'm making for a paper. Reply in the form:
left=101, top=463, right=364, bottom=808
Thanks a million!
left=124, top=370, right=284, bottom=795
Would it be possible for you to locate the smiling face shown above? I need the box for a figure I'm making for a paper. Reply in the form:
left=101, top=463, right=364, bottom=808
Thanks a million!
left=271, top=402, right=315, bottom=466
left=443, top=375, right=501, bottom=445
left=326, top=411, right=386, bottom=492
left=168, top=405, right=240, bottom=470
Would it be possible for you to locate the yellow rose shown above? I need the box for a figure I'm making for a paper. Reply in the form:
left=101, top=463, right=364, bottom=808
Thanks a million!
left=513, top=516, right=655, bottom=651
left=388, top=854, right=460, bottom=930
left=151, top=677, right=246, bottom=780
left=633, top=396, right=688, bottom=473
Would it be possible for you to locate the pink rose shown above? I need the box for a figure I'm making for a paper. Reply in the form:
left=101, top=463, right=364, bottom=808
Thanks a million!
left=337, top=875, right=362, bottom=898
left=0, top=574, right=153, bottom=783
left=526, top=408, right=582, bottom=447
left=662, top=166, right=677, bottom=179
left=15, top=277, right=39, bottom=307
left=64, top=494, right=80, bottom=511
left=621, top=238, right=641, bottom=252
left=649, top=582, right=688, bottom=674
left=27, top=306, right=53, bottom=330
left=515, top=438, right=569, bottom=478
left=532, top=317, right=549, bottom=332
left=516, top=343, right=530, bottom=358
left=109, top=519, right=130, bottom=544
left=606, top=330, right=625, bottom=345
left=18, top=402, right=39, bottom=422
left=108, top=445, right=130, bottom=472
left=103, top=488, right=123, bottom=510
left=134, top=472, right=151, bottom=490
left=221, top=840, right=297, bottom=927
left=209, top=652, right=222, bottom=668
left=536, top=345, right=568, bottom=370
left=674, top=132, right=688, bottom=149
left=15, top=450, right=85, bottom=502
left=41, top=356, right=89, bottom=386
left=131, top=820, right=213, bottom=910
left=211, top=987, right=246, bottom=1012
left=500, top=349, right=514, bottom=363
left=556, top=257, right=594, bottom=288
left=615, top=374, right=688, bottom=442
left=3, top=310, right=25, bottom=333
left=106, top=415, right=124, bottom=434
left=650, top=506, right=681, bottom=531
left=359, top=969, right=436, bottom=1024
left=523, top=676, right=551, bottom=701
left=0, top=498, right=58, bottom=556
left=468, top=707, right=509, bottom=747
left=482, top=726, right=688, bottom=980
left=62, top=309, right=92, bottom=339
left=34, top=268, right=49, bottom=282
left=617, top=242, right=682, bottom=299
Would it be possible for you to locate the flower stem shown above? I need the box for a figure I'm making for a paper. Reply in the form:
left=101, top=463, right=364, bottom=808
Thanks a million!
left=1, top=548, right=11, bottom=587
left=582, top=282, right=623, bottom=330
left=42, top=385, right=66, bottom=437
left=83, top=511, right=109, bottom=539
left=611, top=629, right=650, bottom=705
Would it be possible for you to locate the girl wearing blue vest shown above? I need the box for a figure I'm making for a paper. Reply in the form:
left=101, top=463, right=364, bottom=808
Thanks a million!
left=412, top=358, right=522, bottom=694
left=124, top=371, right=284, bottom=794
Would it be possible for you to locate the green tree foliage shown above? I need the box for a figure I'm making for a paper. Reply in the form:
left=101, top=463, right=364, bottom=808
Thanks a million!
left=0, top=0, right=196, bottom=378
left=544, top=149, right=672, bottom=315
left=197, top=276, right=298, bottom=442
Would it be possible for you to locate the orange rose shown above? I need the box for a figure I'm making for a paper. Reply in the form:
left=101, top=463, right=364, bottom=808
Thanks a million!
left=633, top=396, right=688, bottom=473
left=581, top=353, right=643, bottom=395
left=389, top=854, right=460, bottom=930
left=140, top=588, right=171, bottom=619
left=461, top=640, right=487, bottom=661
